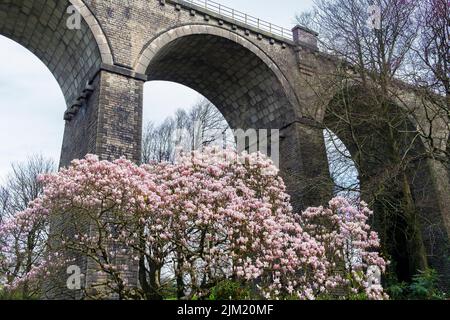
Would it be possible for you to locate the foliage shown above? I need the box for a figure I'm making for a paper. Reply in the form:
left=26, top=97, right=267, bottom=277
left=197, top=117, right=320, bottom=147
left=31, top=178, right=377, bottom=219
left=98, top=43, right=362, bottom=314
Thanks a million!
left=300, top=198, right=388, bottom=300
left=296, top=0, right=449, bottom=284
left=408, top=269, right=446, bottom=300
left=208, top=280, right=254, bottom=300
left=0, top=155, right=55, bottom=299
left=0, top=148, right=387, bottom=300
left=386, top=269, right=447, bottom=300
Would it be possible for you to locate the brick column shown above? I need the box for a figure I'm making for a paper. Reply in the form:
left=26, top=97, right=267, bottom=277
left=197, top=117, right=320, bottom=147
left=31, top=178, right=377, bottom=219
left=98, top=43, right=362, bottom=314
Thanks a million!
left=58, top=68, right=145, bottom=298
left=60, top=74, right=101, bottom=167
left=60, top=68, right=144, bottom=167
left=279, top=120, right=333, bottom=212
left=94, top=70, right=144, bottom=163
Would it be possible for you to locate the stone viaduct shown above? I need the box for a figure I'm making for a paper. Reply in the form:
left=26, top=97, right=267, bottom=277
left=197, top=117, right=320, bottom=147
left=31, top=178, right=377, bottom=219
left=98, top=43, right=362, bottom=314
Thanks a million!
left=0, top=0, right=449, bottom=295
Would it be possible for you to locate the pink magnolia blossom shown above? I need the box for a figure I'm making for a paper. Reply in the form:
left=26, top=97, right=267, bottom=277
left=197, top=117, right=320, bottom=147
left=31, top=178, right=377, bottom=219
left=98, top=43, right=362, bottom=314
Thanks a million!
left=0, top=148, right=387, bottom=300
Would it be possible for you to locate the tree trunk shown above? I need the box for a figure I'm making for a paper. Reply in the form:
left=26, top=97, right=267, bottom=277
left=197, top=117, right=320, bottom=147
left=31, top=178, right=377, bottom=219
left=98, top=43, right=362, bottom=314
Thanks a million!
left=400, top=172, right=429, bottom=275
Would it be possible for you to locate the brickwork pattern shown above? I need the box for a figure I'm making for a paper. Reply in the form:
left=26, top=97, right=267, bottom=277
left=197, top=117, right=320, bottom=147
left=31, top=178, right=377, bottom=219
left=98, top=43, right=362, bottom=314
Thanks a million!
left=146, top=33, right=295, bottom=129
left=0, top=0, right=102, bottom=105
left=323, top=87, right=450, bottom=289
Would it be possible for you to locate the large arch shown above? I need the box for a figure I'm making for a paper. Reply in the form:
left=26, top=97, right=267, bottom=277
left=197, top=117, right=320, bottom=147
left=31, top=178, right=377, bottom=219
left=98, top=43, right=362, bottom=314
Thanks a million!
left=323, top=84, right=450, bottom=288
left=134, top=25, right=333, bottom=211
left=0, top=0, right=112, bottom=105
left=135, top=25, right=301, bottom=130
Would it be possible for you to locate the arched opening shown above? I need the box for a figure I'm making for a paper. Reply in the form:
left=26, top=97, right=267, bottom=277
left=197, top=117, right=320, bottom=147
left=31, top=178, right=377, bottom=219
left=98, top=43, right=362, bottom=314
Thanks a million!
left=143, top=81, right=234, bottom=163
left=323, top=84, right=449, bottom=285
left=0, top=35, right=65, bottom=178
left=138, top=29, right=298, bottom=131
left=0, top=0, right=104, bottom=105
left=0, top=0, right=110, bottom=167
left=323, top=128, right=360, bottom=203
left=137, top=27, right=299, bottom=181
left=137, top=28, right=324, bottom=210
left=144, top=81, right=203, bottom=125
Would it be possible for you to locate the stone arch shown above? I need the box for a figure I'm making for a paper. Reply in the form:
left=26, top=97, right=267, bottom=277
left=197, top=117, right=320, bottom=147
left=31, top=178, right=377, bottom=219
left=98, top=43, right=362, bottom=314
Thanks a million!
left=135, top=24, right=301, bottom=129
left=323, top=83, right=450, bottom=287
left=0, top=0, right=112, bottom=105
left=69, top=0, right=113, bottom=65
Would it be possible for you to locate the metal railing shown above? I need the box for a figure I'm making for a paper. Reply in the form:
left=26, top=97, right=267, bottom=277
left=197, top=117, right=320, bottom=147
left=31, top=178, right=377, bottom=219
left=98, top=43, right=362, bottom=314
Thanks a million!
left=178, top=0, right=293, bottom=40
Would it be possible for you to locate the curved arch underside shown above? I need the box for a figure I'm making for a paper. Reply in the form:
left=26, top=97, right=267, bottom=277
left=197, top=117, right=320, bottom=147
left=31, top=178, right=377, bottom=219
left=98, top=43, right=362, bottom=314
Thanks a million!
left=324, top=86, right=449, bottom=283
left=323, top=87, right=424, bottom=178
left=0, top=0, right=102, bottom=105
left=145, top=34, right=296, bottom=129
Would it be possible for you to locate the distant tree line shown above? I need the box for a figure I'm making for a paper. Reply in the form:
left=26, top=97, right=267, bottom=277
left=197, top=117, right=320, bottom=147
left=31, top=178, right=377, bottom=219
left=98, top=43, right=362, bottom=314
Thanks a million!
left=142, top=99, right=234, bottom=164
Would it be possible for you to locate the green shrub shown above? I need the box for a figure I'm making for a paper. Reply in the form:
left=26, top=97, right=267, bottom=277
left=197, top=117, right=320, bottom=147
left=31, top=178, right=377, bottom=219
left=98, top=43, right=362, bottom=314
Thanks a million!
left=386, top=268, right=447, bottom=300
left=208, top=280, right=254, bottom=300
left=386, top=281, right=408, bottom=300
left=408, top=269, right=446, bottom=300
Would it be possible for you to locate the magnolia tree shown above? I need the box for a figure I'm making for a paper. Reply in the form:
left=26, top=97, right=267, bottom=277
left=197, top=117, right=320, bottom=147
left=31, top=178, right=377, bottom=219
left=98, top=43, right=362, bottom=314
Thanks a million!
left=0, top=148, right=387, bottom=300
left=301, top=198, right=387, bottom=299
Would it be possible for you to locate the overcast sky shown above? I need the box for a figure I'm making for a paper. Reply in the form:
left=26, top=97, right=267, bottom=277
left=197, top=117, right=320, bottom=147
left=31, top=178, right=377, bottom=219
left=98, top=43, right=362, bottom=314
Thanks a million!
left=0, top=0, right=314, bottom=180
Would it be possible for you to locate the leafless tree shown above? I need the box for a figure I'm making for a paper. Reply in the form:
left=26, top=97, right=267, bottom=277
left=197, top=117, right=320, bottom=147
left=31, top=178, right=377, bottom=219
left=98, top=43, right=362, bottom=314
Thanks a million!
left=0, top=155, right=55, bottom=217
left=295, top=10, right=319, bottom=31
left=413, top=0, right=449, bottom=161
left=0, top=186, right=9, bottom=223
left=0, top=155, right=55, bottom=298
left=414, top=0, right=449, bottom=98
left=142, top=119, right=176, bottom=164
left=142, top=99, right=233, bottom=164
left=296, top=0, right=450, bottom=282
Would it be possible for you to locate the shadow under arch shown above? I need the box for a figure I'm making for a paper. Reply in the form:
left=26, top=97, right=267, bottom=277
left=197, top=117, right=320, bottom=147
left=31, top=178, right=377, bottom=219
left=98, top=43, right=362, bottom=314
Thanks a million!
left=0, top=0, right=118, bottom=299
left=323, top=84, right=450, bottom=287
left=135, top=24, right=301, bottom=130
left=0, top=0, right=112, bottom=105
left=135, top=25, right=336, bottom=212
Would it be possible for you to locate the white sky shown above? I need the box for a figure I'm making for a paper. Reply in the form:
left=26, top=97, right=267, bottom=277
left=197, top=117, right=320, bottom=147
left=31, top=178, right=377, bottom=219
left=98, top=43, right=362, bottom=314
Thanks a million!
left=0, top=0, right=314, bottom=180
